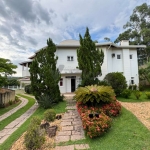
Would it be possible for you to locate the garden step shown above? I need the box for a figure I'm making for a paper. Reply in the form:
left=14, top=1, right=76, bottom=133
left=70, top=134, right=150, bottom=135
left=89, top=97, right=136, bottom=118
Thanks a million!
left=55, top=144, right=89, bottom=150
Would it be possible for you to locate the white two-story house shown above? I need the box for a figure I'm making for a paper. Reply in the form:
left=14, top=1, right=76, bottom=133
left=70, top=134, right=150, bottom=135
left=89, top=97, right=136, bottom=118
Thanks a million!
left=19, top=39, right=146, bottom=93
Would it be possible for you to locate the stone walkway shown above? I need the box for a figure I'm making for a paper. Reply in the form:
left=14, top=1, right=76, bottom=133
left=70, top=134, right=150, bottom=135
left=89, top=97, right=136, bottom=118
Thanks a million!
left=0, top=97, right=28, bottom=122
left=55, top=95, right=89, bottom=150
left=0, top=96, right=38, bottom=144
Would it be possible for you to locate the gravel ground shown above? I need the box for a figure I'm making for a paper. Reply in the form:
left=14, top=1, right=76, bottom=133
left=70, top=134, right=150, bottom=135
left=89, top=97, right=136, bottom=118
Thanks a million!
left=121, top=101, right=150, bottom=130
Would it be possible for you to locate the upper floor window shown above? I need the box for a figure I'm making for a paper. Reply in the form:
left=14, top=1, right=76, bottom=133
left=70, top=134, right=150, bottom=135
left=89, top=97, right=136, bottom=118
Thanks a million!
left=67, top=56, right=74, bottom=61
left=130, top=54, right=133, bottom=59
left=117, top=54, right=121, bottom=59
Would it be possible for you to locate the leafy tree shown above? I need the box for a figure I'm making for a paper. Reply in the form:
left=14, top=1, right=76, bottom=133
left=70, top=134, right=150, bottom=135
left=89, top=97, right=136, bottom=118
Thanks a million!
left=115, top=3, right=150, bottom=65
left=0, top=58, right=17, bottom=87
left=104, top=72, right=127, bottom=96
left=77, top=27, right=104, bottom=86
left=29, top=38, right=62, bottom=106
left=139, top=63, right=150, bottom=84
left=4, top=78, right=20, bottom=86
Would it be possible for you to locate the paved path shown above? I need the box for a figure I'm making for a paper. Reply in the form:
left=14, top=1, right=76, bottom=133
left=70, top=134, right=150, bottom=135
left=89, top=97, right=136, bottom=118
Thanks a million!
left=0, top=97, right=28, bottom=122
left=0, top=95, right=38, bottom=144
left=55, top=94, right=90, bottom=150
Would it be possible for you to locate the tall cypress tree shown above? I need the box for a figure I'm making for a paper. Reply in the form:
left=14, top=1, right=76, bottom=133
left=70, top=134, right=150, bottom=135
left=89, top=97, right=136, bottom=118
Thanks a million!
left=77, top=27, right=104, bottom=86
left=30, top=38, right=62, bottom=104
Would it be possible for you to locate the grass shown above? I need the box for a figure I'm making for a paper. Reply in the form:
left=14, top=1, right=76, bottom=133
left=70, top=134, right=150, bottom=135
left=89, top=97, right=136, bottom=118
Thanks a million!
left=0, top=96, right=66, bottom=150
left=57, top=107, right=150, bottom=150
left=0, top=100, right=21, bottom=116
left=117, top=91, right=150, bottom=102
left=0, top=95, right=35, bottom=131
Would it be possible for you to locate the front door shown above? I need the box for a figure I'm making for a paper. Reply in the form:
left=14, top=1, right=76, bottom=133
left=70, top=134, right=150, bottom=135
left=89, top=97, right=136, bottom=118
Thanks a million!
left=71, top=78, right=76, bottom=92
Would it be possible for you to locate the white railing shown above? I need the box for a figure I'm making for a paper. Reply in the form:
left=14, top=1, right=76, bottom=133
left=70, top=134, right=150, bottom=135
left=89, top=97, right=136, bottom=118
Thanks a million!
left=4, top=86, right=24, bottom=90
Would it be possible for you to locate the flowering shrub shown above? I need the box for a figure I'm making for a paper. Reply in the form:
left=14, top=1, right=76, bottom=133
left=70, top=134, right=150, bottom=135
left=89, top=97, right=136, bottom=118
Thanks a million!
left=77, top=102, right=112, bottom=138
left=101, top=101, right=122, bottom=117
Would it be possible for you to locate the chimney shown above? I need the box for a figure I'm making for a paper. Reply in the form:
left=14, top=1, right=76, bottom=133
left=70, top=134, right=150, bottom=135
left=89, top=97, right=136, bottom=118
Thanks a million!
left=120, top=40, right=129, bottom=46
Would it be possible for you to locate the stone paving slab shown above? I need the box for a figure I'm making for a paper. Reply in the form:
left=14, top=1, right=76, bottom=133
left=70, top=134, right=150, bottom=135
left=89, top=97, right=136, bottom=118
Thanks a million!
left=61, top=121, right=72, bottom=126
left=57, top=131, right=71, bottom=136
left=71, top=135, right=85, bottom=141
left=0, top=102, right=38, bottom=144
left=0, top=97, right=28, bottom=121
left=55, top=135, right=70, bottom=143
left=55, top=144, right=89, bottom=150
left=62, top=126, right=74, bottom=131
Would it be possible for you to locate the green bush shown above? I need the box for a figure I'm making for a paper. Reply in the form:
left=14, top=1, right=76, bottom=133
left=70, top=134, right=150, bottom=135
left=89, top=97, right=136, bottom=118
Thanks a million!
left=38, top=94, right=56, bottom=109
left=133, top=90, right=141, bottom=99
left=44, top=109, right=56, bottom=122
left=24, top=125, right=45, bottom=150
left=104, top=72, right=127, bottom=96
left=30, top=116, right=41, bottom=126
left=24, top=117, right=45, bottom=150
left=24, top=85, right=32, bottom=94
left=74, top=85, right=115, bottom=105
left=121, top=89, right=132, bottom=99
left=133, top=84, right=137, bottom=90
left=145, top=92, right=150, bottom=99
left=97, top=80, right=110, bottom=86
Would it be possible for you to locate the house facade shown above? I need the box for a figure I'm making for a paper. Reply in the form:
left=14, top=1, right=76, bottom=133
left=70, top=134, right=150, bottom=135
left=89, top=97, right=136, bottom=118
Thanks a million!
left=19, top=40, right=146, bottom=93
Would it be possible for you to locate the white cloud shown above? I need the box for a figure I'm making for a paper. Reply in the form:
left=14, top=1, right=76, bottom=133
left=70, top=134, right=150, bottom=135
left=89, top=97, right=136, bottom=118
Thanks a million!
left=0, top=0, right=149, bottom=76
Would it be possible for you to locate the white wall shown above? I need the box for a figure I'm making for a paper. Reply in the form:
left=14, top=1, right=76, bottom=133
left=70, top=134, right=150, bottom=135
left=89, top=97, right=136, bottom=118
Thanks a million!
left=56, top=48, right=78, bottom=69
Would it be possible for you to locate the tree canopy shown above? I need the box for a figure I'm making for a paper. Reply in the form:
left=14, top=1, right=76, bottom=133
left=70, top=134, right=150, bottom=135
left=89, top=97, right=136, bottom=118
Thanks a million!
left=29, top=38, right=62, bottom=106
left=115, top=3, right=150, bottom=65
left=77, top=27, right=104, bottom=86
left=0, top=58, right=17, bottom=87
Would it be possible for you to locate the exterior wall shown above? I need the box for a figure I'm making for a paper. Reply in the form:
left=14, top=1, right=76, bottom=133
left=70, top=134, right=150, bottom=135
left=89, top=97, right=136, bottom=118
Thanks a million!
left=56, top=48, right=78, bottom=70
left=0, top=89, right=15, bottom=106
left=22, top=64, right=30, bottom=77
left=129, top=49, right=139, bottom=86
left=59, top=74, right=81, bottom=93
left=20, top=43, right=140, bottom=92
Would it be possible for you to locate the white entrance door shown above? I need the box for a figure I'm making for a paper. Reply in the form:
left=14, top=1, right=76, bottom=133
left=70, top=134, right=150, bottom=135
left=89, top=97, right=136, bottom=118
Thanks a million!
left=66, top=78, right=71, bottom=93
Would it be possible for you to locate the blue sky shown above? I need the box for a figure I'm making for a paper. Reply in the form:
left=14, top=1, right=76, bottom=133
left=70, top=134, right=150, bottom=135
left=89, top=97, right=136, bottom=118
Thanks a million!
left=0, top=0, right=150, bottom=76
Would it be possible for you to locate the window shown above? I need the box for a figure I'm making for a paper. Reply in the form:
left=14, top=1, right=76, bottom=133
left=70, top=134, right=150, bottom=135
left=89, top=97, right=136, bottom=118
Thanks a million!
left=131, top=77, right=134, bottom=84
left=117, top=54, right=121, bottom=59
left=60, top=78, right=63, bottom=86
left=130, top=54, right=133, bottom=59
left=67, top=56, right=74, bottom=61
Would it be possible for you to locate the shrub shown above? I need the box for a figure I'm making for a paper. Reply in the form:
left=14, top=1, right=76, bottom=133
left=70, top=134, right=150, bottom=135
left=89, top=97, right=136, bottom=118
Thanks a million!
left=24, top=125, right=45, bottom=150
left=133, top=90, right=141, bottom=99
left=133, top=84, right=137, bottom=90
left=30, top=116, right=41, bottom=126
left=24, top=117, right=45, bottom=150
left=121, top=89, right=132, bottom=99
left=104, top=72, right=127, bottom=96
left=101, top=101, right=122, bottom=117
left=38, top=94, right=56, bottom=109
left=97, top=80, right=110, bottom=86
left=15, top=96, right=19, bottom=102
left=74, top=85, right=115, bottom=105
left=145, top=92, right=150, bottom=99
left=44, top=109, right=56, bottom=122
left=76, top=103, right=112, bottom=138
left=9, top=100, right=13, bottom=105
left=24, top=84, right=32, bottom=94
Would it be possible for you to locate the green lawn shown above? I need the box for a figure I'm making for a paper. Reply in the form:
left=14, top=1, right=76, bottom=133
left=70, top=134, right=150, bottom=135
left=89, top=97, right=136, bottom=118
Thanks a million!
left=58, top=107, right=150, bottom=150
left=0, top=100, right=21, bottom=116
left=117, top=92, right=150, bottom=102
left=0, top=95, right=66, bottom=150
left=0, top=95, right=35, bottom=131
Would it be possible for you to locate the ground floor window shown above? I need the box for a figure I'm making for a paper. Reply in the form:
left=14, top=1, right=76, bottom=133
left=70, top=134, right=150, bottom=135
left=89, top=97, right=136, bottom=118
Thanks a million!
left=60, top=78, right=63, bottom=86
left=131, top=77, right=134, bottom=84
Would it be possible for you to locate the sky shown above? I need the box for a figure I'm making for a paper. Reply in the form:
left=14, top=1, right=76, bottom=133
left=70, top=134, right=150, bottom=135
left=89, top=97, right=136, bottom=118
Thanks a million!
left=0, top=0, right=150, bottom=77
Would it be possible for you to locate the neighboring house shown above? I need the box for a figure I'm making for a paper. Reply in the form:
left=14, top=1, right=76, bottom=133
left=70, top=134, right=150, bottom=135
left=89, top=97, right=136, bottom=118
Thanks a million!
left=19, top=40, right=146, bottom=93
